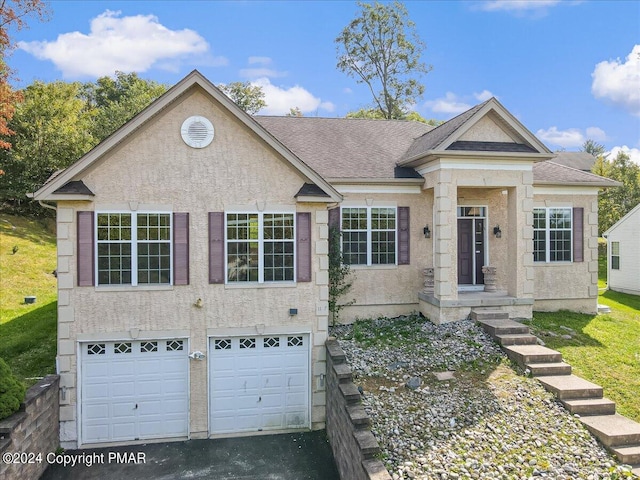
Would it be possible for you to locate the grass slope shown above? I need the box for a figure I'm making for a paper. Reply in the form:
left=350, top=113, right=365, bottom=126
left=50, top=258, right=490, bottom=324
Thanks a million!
left=0, top=214, right=57, bottom=383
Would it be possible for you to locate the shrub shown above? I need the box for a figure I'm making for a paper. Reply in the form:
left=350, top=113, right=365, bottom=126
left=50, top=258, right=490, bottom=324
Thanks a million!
left=0, top=357, right=26, bottom=420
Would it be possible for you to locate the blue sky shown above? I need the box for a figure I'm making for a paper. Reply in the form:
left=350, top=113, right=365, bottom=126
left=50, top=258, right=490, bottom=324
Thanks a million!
left=7, top=0, right=640, bottom=161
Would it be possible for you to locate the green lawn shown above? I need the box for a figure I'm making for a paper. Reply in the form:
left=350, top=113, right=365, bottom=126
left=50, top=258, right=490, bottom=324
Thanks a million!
left=527, top=252, right=640, bottom=423
left=0, top=214, right=58, bottom=384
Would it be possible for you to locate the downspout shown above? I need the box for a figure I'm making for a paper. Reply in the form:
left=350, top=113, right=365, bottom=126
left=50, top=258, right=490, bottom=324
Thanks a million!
left=38, top=200, right=57, bottom=211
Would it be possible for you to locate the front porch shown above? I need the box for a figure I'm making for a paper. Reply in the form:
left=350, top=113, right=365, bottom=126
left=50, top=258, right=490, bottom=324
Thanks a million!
left=418, top=289, right=534, bottom=324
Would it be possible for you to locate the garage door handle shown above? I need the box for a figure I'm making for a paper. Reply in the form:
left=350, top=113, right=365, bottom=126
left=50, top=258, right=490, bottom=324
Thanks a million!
left=134, top=404, right=138, bottom=410
left=258, top=396, right=261, bottom=403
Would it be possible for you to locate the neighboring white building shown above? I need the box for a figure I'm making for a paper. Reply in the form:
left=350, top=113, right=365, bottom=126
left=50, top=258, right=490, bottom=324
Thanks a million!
left=604, top=203, right=640, bottom=296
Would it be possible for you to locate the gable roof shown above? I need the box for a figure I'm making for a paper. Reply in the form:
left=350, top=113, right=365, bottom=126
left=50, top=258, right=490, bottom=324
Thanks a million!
left=603, top=202, right=640, bottom=236
left=532, top=161, right=621, bottom=187
left=399, top=97, right=554, bottom=166
left=551, top=151, right=597, bottom=171
left=31, top=70, right=341, bottom=203
left=254, top=116, right=432, bottom=181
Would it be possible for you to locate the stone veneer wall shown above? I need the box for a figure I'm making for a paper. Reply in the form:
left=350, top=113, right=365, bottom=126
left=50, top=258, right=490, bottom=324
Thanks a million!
left=0, top=375, right=60, bottom=480
left=325, top=339, right=391, bottom=480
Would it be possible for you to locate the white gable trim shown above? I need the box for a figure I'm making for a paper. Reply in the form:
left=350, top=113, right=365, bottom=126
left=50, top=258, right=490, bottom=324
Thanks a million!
left=603, top=202, right=640, bottom=236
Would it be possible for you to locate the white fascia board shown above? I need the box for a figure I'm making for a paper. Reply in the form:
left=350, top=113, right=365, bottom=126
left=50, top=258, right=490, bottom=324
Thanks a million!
left=533, top=186, right=601, bottom=196
left=417, top=157, right=535, bottom=176
left=334, top=184, right=422, bottom=194
left=403, top=151, right=553, bottom=170
left=295, top=196, right=335, bottom=203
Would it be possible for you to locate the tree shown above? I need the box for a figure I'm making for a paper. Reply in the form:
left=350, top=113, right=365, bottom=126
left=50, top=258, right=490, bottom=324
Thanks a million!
left=596, top=150, right=640, bottom=234
left=217, top=81, right=266, bottom=114
left=0, top=0, right=49, bottom=150
left=0, top=80, right=95, bottom=214
left=328, top=226, right=355, bottom=325
left=82, top=71, right=167, bottom=142
left=285, top=106, right=303, bottom=117
left=582, top=139, right=605, bottom=158
left=336, top=1, right=431, bottom=119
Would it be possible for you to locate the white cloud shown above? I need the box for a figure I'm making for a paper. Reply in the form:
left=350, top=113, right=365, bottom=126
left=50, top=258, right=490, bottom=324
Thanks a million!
left=591, top=45, right=640, bottom=116
left=424, top=91, right=496, bottom=116
left=17, top=10, right=216, bottom=78
left=585, top=126, right=607, bottom=141
left=240, top=56, right=287, bottom=79
left=240, top=68, right=287, bottom=79
left=607, top=146, right=640, bottom=164
left=424, top=92, right=472, bottom=115
left=253, top=78, right=335, bottom=115
left=474, top=90, right=495, bottom=102
left=536, top=126, right=586, bottom=148
left=248, top=56, right=272, bottom=65
left=480, top=1, right=560, bottom=12
left=536, top=125, right=607, bottom=148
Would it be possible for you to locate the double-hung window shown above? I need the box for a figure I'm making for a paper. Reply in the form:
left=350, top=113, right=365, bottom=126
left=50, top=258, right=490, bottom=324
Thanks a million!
left=226, top=212, right=295, bottom=283
left=611, top=242, right=620, bottom=270
left=533, top=207, right=572, bottom=262
left=342, top=207, right=396, bottom=266
left=96, top=212, right=172, bottom=285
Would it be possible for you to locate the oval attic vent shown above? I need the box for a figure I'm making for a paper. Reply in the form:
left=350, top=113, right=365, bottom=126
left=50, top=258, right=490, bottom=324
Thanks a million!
left=181, top=116, right=214, bottom=148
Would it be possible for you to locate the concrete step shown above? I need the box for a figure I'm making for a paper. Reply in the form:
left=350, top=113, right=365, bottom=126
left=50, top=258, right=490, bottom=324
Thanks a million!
left=611, top=445, right=640, bottom=465
left=632, top=465, right=640, bottom=477
left=478, top=319, right=530, bottom=337
left=471, top=309, right=509, bottom=322
left=496, top=333, right=538, bottom=346
left=526, top=362, right=572, bottom=376
left=537, top=375, right=603, bottom=400
left=580, top=414, right=640, bottom=447
left=503, top=344, right=563, bottom=366
left=562, top=398, right=616, bottom=416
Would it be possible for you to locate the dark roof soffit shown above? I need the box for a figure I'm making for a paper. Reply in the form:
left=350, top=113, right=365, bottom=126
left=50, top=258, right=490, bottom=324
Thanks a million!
left=447, top=141, right=537, bottom=153
left=53, top=180, right=94, bottom=195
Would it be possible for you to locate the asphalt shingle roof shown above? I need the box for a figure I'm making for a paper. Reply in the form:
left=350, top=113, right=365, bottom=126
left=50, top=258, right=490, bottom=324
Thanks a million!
left=550, top=151, right=597, bottom=171
left=447, top=141, right=537, bottom=153
left=254, top=116, right=432, bottom=179
left=532, top=161, right=620, bottom=187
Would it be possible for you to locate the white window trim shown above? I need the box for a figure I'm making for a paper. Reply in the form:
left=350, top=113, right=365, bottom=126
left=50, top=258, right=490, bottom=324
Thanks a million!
left=95, top=210, right=173, bottom=287
left=611, top=241, right=620, bottom=270
left=224, top=211, right=296, bottom=284
left=341, top=206, right=398, bottom=267
left=533, top=207, right=573, bottom=263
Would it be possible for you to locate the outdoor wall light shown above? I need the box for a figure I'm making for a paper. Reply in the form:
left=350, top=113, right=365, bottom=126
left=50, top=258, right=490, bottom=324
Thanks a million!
left=188, top=351, right=206, bottom=360
left=423, top=225, right=431, bottom=238
left=493, top=225, right=502, bottom=238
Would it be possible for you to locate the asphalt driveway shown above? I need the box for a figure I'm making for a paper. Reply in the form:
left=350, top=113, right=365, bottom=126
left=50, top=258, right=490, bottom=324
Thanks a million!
left=40, top=431, right=339, bottom=479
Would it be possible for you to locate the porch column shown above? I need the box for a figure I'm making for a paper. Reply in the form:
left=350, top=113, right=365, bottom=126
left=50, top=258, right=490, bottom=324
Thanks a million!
left=434, top=169, right=457, bottom=301
left=506, top=173, right=534, bottom=299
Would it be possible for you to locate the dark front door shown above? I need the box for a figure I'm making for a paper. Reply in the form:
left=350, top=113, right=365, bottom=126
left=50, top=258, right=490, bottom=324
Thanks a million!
left=458, top=218, right=485, bottom=285
left=474, top=219, right=485, bottom=285
left=458, top=219, right=473, bottom=284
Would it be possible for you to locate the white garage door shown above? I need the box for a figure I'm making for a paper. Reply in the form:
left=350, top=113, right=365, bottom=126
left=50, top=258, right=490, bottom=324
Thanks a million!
left=209, top=334, right=309, bottom=435
left=81, top=339, right=189, bottom=444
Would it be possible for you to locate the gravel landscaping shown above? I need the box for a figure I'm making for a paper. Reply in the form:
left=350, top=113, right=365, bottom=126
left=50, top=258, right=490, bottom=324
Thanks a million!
left=331, top=314, right=636, bottom=479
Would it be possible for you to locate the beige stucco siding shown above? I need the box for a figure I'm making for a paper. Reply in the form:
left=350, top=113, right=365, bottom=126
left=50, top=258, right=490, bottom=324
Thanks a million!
left=56, top=89, right=329, bottom=447
left=338, top=191, right=430, bottom=321
left=533, top=193, right=599, bottom=313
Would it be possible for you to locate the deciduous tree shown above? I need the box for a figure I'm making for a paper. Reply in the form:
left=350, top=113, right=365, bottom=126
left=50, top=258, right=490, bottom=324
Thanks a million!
left=0, top=0, right=49, bottom=150
left=336, top=1, right=431, bottom=119
left=81, top=71, right=167, bottom=142
left=217, top=81, right=266, bottom=114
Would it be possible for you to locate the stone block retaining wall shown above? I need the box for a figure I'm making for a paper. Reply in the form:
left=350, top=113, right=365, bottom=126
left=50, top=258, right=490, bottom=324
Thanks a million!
left=0, top=375, right=60, bottom=480
left=325, top=339, right=391, bottom=480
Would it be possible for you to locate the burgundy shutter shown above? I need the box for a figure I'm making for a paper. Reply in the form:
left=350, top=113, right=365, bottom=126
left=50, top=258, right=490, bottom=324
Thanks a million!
left=173, top=213, right=189, bottom=285
left=398, top=206, right=410, bottom=265
left=77, top=211, right=94, bottom=286
left=209, top=212, right=225, bottom=284
left=328, top=207, right=340, bottom=230
left=573, top=207, right=584, bottom=262
left=296, top=212, right=312, bottom=282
